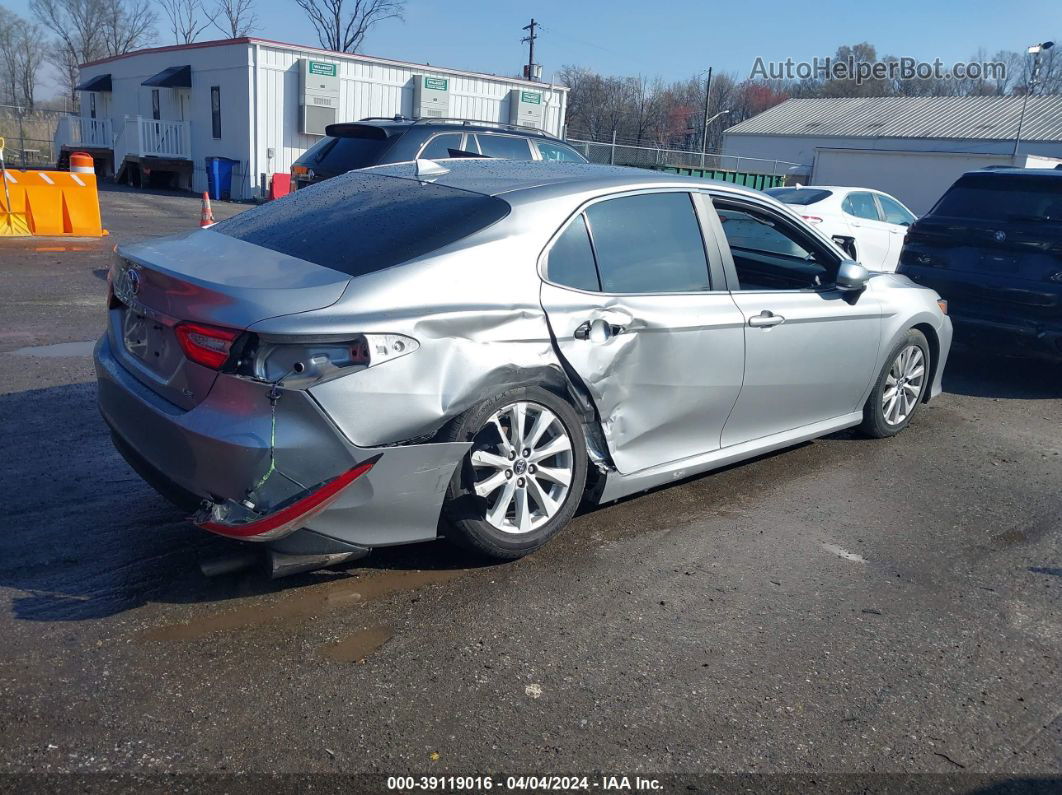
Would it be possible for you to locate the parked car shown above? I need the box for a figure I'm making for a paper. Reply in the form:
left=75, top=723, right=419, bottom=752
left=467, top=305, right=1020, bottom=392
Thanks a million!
left=96, top=161, right=951, bottom=577
left=766, top=185, right=917, bottom=272
left=897, top=168, right=1062, bottom=360
left=290, top=117, right=587, bottom=188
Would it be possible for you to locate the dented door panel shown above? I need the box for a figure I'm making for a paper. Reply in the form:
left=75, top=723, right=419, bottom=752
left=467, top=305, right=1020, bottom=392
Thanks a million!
left=540, top=283, right=745, bottom=474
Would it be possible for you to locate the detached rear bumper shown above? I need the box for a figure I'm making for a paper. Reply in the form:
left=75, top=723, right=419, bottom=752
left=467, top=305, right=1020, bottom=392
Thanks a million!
left=95, top=334, right=469, bottom=549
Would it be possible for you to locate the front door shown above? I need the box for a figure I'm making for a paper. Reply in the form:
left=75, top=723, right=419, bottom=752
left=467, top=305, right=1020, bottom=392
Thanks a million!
left=539, top=190, right=746, bottom=474
left=705, top=195, right=882, bottom=447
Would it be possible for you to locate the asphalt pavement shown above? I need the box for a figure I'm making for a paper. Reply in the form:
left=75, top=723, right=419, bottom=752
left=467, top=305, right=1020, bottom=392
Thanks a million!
left=0, top=186, right=1058, bottom=789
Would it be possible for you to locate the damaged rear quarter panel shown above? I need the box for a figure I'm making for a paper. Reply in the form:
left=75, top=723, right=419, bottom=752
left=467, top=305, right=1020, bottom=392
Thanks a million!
left=250, top=211, right=572, bottom=448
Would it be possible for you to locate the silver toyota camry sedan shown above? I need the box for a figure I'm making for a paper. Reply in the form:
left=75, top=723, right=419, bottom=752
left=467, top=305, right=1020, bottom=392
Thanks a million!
left=95, top=160, right=952, bottom=575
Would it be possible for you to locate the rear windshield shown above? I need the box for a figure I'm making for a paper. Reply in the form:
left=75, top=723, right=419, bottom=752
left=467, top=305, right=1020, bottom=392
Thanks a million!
left=215, top=173, right=510, bottom=276
left=295, top=134, right=390, bottom=174
left=765, top=188, right=833, bottom=205
left=929, top=173, right=1062, bottom=222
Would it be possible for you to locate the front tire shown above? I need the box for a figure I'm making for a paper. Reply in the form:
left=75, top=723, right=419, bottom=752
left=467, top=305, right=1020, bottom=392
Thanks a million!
left=438, top=387, right=588, bottom=560
left=859, top=329, right=930, bottom=438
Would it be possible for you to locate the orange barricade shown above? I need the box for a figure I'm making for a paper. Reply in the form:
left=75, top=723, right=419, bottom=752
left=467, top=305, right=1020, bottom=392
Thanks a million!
left=0, top=169, right=107, bottom=238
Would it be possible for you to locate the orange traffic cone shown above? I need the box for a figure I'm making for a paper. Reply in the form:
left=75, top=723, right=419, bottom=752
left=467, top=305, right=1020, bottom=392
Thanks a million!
left=200, top=191, right=215, bottom=228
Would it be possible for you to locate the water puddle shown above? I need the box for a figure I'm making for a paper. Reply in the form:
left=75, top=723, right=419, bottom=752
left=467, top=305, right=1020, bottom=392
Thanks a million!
left=320, top=625, right=394, bottom=663
left=141, top=568, right=466, bottom=641
left=9, top=340, right=96, bottom=358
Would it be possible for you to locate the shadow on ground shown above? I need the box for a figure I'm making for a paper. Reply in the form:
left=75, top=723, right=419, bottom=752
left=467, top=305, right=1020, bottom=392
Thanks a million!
left=944, top=346, right=1062, bottom=400
left=0, top=382, right=484, bottom=623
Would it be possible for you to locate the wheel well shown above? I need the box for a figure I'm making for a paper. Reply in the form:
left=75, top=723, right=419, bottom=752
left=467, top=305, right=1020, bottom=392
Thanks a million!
left=913, top=323, right=939, bottom=403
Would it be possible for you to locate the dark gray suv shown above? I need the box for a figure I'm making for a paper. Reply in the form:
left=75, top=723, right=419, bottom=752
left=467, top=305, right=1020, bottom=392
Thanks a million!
left=291, top=117, right=587, bottom=189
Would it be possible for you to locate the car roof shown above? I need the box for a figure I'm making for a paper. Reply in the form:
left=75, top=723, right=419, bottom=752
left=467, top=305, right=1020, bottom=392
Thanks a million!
left=968, top=167, right=1062, bottom=177
left=361, top=159, right=769, bottom=202
left=337, top=117, right=564, bottom=140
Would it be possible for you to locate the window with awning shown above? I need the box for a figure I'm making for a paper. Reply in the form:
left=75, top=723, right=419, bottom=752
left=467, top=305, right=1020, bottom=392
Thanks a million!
left=141, top=65, right=192, bottom=88
left=75, top=74, right=112, bottom=92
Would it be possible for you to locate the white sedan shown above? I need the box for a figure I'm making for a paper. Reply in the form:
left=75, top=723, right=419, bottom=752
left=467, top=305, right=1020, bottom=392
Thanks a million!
left=765, top=186, right=917, bottom=272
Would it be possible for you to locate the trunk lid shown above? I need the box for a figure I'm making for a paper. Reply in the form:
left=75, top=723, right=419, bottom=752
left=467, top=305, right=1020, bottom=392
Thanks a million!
left=109, top=229, right=351, bottom=409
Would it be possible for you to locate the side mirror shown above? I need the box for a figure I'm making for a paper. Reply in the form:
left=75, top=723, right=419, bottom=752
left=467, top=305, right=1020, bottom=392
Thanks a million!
left=836, top=260, right=870, bottom=292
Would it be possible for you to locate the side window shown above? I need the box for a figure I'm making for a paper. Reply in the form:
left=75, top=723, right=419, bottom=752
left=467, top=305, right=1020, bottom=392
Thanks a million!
left=842, top=192, right=881, bottom=221
left=546, top=214, right=600, bottom=292
left=876, top=194, right=916, bottom=226
left=536, top=141, right=584, bottom=162
left=715, top=204, right=835, bottom=291
left=419, top=133, right=463, bottom=159
left=585, top=192, right=710, bottom=293
left=151, top=89, right=160, bottom=120
left=210, top=86, right=221, bottom=139
left=475, top=134, right=534, bottom=160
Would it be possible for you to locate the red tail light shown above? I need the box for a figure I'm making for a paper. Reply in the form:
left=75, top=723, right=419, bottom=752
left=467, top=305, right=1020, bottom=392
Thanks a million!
left=802, top=215, right=823, bottom=225
left=198, top=456, right=380, bottom=539
left=175, top=321, right=239, bottom=369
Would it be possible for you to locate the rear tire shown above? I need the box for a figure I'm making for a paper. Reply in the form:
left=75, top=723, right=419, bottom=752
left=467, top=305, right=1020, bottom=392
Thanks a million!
left=438, top=387, right=587, bottom=560
left=859, top=329, right=930, bottom=438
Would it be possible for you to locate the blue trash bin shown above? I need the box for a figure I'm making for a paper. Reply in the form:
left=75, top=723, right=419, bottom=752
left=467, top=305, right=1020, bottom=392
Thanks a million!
left=205, top=157, right=238, bottom=200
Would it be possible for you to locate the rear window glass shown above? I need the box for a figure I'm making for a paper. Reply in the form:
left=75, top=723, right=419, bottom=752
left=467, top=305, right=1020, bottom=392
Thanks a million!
left=585, top=192, right=710, bottom=293
left=214, top=173, right=510, bottom=277
left=475, top=134, right=534, bottom=160
left=765, top=188, right=833, bottom=205
left=296, top=135, right=390, bottom=174
left=930, top=174, right=1062, bottom=222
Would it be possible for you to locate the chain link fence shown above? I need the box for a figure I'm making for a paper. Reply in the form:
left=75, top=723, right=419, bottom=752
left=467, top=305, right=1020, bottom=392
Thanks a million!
left=0, top=106, right=66, bottom=168
left=566, top=137, right=799, bottom=177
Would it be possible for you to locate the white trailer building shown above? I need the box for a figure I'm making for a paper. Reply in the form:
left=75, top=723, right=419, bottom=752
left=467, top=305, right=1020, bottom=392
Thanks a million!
left=722, top=96, right=1062, bottom=214
left=54, top=37, right=569, bottom=199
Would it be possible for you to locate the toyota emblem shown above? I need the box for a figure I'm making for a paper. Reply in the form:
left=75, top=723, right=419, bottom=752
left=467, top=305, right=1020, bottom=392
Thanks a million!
left=127, top=268, right=141, bottom=295
left=993, top=230, right=1006, bottom=242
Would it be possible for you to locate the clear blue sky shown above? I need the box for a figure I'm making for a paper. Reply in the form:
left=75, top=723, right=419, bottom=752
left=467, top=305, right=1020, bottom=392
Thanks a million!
left=6, top=0, right=1061, bottom=93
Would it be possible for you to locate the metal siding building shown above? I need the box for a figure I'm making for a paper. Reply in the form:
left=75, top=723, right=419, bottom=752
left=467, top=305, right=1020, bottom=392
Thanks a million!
left=722, top=97, right=1062, bottom=213
left=59, top=38, right=568, bottom=199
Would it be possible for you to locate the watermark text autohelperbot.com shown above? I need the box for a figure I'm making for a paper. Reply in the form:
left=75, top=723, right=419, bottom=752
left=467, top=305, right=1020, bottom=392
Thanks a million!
left=750, top=56, right=1007, bottom=84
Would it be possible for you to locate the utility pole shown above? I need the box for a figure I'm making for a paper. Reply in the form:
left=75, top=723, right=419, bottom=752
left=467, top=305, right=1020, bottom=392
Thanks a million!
left=522, top=18, right=539, bottom=81
left=700, top=67, right=713, bottom=155
left=1014, top=41, right=1054, bottom=158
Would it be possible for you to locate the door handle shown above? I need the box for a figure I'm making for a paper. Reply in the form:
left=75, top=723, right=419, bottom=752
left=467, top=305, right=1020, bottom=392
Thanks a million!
left=748, top=310, right=785, bottom=328
left=574, top=318, right=626, bottom=342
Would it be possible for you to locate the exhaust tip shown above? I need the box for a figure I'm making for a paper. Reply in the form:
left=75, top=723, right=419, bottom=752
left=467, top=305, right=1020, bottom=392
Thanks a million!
left=268, top=549, right=369, bottom=579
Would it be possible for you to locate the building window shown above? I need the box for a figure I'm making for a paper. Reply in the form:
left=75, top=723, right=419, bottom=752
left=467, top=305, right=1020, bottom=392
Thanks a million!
left=211, top=86, right=221, bottom=139
left=89, top=94, right=96, bottom=119
left=151, top=89, right=160, bottom=120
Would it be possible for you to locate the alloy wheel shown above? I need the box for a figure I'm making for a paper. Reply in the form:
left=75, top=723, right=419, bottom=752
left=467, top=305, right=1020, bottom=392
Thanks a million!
left=882, top=344, right=925, bottom=426
left=469, top=401, right=574, bottom=534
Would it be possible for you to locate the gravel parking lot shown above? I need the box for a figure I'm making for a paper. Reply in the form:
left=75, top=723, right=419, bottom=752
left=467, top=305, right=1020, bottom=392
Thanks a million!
left=0, top=186, right=1059, bottom=787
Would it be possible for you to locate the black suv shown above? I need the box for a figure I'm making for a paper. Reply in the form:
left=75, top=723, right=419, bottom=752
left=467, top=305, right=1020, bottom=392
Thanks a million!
left=291, top=117, right=587, bottom=189
left=897, top=168, right=1062, bottom=359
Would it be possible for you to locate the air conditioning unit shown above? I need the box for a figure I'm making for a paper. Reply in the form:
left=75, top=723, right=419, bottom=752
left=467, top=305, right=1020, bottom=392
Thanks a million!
left=413, top=74, right=450, bottom=118
left=509, top=88, right=545, bottom=128
left=300, top=58, right=340, bottom=135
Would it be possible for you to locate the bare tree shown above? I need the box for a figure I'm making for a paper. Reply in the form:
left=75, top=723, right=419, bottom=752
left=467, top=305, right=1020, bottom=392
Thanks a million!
left=211, top=0, right=257, bottom=37
left=31, top=0, right=155, bottom=102
left=292, top=0, right=404, bottom=53
left=159, top=0, right=217, bottom=44
left=102, top=0, right=156, bottom=55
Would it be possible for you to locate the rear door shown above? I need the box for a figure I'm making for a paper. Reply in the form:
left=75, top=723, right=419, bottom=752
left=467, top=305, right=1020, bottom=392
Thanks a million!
left=705, top=194, right=881, bottom=447
left=842, top=191, right=893, bottom=269
left=873, top=193, right=917, bottom=271
left=539, top=190, right=746, bottom=474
